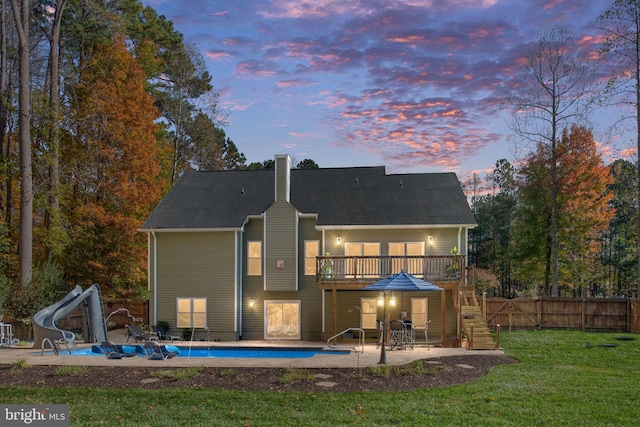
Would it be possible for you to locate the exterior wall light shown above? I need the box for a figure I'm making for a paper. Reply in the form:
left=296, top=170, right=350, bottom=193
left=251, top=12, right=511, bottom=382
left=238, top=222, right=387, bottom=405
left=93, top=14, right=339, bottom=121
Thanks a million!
left=428, top=236, right=434, bottom=244
left=250, top=299, right=255, bottom=308
left=337, top=237, right=342, bottom=244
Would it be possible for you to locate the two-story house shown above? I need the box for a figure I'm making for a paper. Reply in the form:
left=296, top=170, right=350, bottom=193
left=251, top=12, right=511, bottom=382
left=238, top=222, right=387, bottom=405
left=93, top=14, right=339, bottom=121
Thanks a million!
left=140, top=154, right=477, bottom=346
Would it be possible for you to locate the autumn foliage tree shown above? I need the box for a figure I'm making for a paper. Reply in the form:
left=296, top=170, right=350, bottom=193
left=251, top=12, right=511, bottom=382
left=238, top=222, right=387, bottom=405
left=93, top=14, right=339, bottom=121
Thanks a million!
left=63, top=36, right=168, bottom=297
left=513, top=125, right=613, bottom=295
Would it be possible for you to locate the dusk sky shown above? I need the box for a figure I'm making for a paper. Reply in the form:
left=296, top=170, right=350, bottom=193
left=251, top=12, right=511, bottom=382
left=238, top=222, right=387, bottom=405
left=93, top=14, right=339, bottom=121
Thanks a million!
left=141, top=0, right=627, bottom=181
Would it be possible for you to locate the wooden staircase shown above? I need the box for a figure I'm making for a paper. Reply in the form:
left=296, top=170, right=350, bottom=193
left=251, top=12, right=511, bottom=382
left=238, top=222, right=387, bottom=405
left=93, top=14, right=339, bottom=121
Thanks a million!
left=459, top=289, right=496, bottom=350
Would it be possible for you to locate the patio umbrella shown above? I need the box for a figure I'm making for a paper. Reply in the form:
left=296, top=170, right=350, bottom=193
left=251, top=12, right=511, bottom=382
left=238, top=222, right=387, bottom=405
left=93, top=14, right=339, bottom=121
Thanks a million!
left=363, top=271, right=443, bottom=292
left=364, top=271, right=442, bottom=364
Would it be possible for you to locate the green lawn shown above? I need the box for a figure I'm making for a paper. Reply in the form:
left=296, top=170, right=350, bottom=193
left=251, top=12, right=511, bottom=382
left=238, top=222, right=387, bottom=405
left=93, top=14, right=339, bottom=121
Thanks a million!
left=2, top=330, right=640, bottom=426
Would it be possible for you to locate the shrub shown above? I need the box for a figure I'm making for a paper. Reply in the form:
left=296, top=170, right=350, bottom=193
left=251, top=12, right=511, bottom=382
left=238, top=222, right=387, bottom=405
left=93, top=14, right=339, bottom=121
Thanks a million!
left=149, top=366, right=204, bottom=381
left=11, top=358, right=31, bottom=370
left=53, top=366, right=87, bottom=376
left=278, top=368, right=314, bottom=384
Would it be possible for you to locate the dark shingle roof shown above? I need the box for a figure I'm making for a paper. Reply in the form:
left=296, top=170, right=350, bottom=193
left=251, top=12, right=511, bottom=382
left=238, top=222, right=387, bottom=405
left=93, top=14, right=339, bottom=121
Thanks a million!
left=140, top=166, right=476, bottom=230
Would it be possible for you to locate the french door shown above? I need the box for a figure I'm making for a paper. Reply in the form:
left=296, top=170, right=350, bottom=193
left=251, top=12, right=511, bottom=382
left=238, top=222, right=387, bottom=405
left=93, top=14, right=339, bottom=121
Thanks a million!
left=265, top=301, right=300, bottom=339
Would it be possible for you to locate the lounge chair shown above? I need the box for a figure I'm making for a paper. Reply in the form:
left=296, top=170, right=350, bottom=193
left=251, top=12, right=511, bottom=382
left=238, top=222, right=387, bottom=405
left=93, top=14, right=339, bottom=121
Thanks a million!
left=144, top=340, right=178, bottom=360
left=100, top=341, right=136, bottom=359
left=127, top=324, right=158, bottom=342
left=127, top=324, right=145, bottom=342
left=151, top=325, right=181, bottom=342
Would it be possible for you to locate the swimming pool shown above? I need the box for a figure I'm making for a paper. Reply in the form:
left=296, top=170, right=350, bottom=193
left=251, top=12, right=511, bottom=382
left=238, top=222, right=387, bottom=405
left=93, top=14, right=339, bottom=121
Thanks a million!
left=51, top=344, right=349, bottom=359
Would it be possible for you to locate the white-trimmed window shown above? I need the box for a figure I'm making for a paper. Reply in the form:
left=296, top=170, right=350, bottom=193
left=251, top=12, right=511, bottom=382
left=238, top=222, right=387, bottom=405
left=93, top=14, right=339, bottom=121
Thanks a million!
left=304, top=240, right=319, bottom=275
left=248, top=241, right=262, bottom=275
left=176, top=297, right=207, bottom=328
left=361, top=298, right=377, bottom=329
left=345, top=242, right=380, bottom=277
left=389, top=242, right=425, bottom=275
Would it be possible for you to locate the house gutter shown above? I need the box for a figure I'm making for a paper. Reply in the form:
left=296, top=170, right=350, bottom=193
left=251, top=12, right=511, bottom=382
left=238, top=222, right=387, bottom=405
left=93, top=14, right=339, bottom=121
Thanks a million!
left=151, top=231, right=158, bottom=326
left=238, top=217, right=249, bottom=338
left=139, top=227, right=242, bottom=233
left=315, top=223, right=477, bottom=231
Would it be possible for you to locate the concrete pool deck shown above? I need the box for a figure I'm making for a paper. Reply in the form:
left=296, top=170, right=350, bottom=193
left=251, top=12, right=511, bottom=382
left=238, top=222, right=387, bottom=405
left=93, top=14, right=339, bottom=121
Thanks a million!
left=0, top=329, right=504, bottom=369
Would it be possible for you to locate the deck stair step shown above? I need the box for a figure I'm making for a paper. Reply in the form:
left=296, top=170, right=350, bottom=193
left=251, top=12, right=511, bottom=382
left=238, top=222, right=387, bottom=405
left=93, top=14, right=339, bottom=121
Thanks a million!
left=460, top=295, right=495, bottom=350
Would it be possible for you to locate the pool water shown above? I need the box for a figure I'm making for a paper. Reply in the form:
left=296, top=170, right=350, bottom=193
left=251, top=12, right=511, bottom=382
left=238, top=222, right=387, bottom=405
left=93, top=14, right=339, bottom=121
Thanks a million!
left=49, top=345, right=349, bottom=359
left=175, top=347, right=349, bottom=358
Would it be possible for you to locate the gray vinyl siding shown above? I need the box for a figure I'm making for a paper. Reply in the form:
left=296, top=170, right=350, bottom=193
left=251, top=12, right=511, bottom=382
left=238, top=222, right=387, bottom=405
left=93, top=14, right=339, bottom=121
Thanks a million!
left=323, top=228, right=466, bottom=256
left=148, top=233, right=156, bottom=323
left=264, top=201, right=298, bottom=291
left=242, top=218, right=265, bottom=339
left=154, top=232, right=237, bottom=340
left=236, top=230, right=243, bottom=335
left=323, top=290, right=455, bottom=342
left=240, top=216, right=323, bottom=340
left=297, top=217, right=324, bottom=340
left=275, top=155, right=290, bottom=202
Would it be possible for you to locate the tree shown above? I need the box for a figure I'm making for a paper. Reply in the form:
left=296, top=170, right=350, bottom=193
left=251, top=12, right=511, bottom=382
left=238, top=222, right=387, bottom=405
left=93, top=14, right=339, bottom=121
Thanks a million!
left=219, top=139, right=245, bottom=170
left=604, top=159, right=638, bottom=295
left=513, top=126, right=613, bottom=296
left=9, top=0, right=32, bottom=287
left=64, top=35, right=166, bottom=296
left=247, top=159, right=275, bottom=170
left=182, top=112, right=225, bottom=171
left=296, top=159, right=319, bottom=169
left=469, top=160, right=517, bottom=296
left=555, top=126, right=613, bottom=295
left=152, top=42, right=213, bottom=184
left=595, top=0, right=640, bottom=297
left=508, top=25, right=593, bottom=296
left=36, top=0, right=69, bottom=258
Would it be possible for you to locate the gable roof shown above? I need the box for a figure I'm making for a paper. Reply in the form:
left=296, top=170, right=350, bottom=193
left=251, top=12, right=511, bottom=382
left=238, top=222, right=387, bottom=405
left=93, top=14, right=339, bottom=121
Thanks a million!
left=139, top=166, right=476, bottom=231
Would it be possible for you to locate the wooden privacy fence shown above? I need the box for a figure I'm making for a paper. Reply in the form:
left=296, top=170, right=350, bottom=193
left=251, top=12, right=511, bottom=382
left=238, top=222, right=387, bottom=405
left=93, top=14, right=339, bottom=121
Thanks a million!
left=2, top=300, right=148, bottom=342
left=56, top=299, right=149, bottom=332
left=484, top=297, right=640, bottom=332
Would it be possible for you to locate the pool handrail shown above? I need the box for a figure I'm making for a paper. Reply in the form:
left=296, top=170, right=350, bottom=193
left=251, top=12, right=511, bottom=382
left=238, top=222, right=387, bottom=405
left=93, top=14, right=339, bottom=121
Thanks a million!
left=324, top=328, right=365, bottom=353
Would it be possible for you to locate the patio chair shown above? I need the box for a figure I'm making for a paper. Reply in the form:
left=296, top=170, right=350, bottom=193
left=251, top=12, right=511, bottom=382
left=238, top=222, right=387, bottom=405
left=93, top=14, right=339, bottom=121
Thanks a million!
left=1, top=322, right=19, bottom=347
left=403, top=320, right=415, bottom=350
left=413, top=320, right=432, bottom=346
left=389, top=320, right=407, bottom=350
left=127, top=324, right=145, bottom=342
left=100, top=341, right=136, bottom=359
left=144, top=340, right=178, bottom=360
left=152, top=325, right=181, bottom=342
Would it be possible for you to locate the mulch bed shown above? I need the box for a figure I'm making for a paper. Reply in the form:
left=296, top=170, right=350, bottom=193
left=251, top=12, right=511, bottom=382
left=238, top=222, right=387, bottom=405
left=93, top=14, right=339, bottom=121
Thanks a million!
left=0, top=355, right=516, bottom=392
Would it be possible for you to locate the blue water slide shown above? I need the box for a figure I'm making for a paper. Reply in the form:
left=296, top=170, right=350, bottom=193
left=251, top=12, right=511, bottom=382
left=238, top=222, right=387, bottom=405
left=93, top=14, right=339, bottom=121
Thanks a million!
left=32, top=284, right=109, bottom=349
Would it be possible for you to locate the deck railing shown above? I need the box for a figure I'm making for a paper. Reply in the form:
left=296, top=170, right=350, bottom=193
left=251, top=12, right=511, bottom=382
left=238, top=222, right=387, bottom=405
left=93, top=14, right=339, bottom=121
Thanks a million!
left=316, top=255, right=466, bottom=284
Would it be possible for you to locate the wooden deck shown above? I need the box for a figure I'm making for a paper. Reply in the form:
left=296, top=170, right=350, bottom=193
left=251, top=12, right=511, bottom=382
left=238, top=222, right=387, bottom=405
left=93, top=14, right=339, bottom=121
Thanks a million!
left=316, top=255, right=471, bottom=289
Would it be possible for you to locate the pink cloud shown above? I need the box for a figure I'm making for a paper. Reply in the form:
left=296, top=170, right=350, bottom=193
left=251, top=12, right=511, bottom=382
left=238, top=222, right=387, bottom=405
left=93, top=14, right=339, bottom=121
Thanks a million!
left=276, top=78, right=314, bottom=88
left=289, top=132, right=315, bottom=138
left=236, top=60, right=279, bottom=77
left=205, top=50, right=232, bottom=59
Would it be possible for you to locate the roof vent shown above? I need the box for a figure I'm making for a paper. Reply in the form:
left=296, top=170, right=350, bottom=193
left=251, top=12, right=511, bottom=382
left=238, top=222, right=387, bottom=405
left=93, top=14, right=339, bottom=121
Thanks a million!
left=355, top=177, right=359, bottom=184
left=399, top=179, right=403, bottom=187
left=241, top=188, right=245, bottom=194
